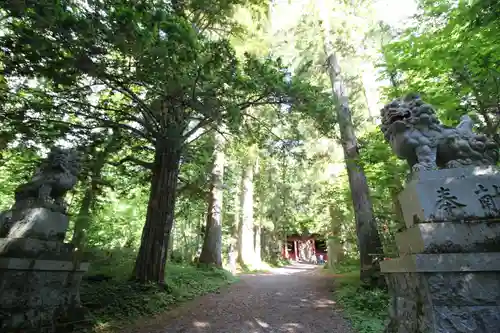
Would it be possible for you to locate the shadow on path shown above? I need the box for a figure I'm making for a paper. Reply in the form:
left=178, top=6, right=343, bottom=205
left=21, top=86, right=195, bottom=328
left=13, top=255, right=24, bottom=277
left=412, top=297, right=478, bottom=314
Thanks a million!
left=124, top=263, right=353, bottom=333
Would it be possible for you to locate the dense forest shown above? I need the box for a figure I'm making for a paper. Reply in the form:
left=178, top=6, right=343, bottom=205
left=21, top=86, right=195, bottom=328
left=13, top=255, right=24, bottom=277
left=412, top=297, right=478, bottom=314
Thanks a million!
left=0, top=0, right=498, bottom=331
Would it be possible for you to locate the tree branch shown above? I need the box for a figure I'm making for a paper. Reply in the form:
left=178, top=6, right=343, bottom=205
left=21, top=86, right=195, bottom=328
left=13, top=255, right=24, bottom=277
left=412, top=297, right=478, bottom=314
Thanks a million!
left=71, top=109, right=153, bottom=142
left=110, top=156, right=154, bottom=170
left=85, top=61, right=161, bottom=133
left=182, top=117, right=214, bottom=141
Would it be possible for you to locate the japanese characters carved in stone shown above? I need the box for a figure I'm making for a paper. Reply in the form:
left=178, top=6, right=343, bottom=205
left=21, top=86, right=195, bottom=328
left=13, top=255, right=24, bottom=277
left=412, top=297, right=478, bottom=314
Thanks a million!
left=380, top=94, right=499, bottom=172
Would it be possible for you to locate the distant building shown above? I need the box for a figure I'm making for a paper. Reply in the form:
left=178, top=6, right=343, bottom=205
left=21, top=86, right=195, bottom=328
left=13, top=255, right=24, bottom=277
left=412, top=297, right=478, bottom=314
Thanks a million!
left=281, top=233, right=328, bottom=263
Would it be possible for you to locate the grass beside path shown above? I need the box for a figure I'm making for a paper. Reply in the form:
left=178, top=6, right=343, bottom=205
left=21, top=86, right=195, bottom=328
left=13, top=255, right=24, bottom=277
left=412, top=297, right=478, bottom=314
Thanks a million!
left=326, top=260, right=390, bottom=333
left=79, top=249, right=236, bottom=333
left=235, top=258, right=292, bottom=274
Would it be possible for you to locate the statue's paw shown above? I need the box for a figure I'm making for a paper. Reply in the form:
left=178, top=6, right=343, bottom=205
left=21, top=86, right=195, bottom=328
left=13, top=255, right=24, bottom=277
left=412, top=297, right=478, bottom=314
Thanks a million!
left=445, top=160, right=466, bottom=168
left=411, top=164, right=426, bottom=173
left=412, top=163, right=437, bottom=173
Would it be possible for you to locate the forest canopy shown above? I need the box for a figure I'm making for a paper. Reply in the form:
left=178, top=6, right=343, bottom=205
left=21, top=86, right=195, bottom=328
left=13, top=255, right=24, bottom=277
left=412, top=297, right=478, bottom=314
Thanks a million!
left=0, top=0, right=497, bottom=308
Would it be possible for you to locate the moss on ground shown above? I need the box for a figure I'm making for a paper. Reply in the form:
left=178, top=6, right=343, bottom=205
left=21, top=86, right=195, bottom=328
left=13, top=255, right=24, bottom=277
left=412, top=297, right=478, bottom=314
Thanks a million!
left=78, top=249, right=236, bottom=332
left=328, top=260, right=390, bottom=333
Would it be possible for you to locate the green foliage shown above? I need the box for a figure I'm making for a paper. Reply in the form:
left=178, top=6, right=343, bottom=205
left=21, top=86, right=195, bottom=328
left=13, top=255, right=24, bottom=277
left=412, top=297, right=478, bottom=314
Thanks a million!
left=358, top=129, right=408, bottom=255
left=80, top=248, right=235, bottom=332
left=4, top=0, right=483, bottom=328
left=267, top=257, right=291, bottom=268
left=0, top=0, right=337, bottom=283
left=325, top=257, right=359, bottom=274
left=333, top=269, right=389, bottom=333
left=0, top=148, right=41, bottom=210
left=380, top=0, right=500, bottom=138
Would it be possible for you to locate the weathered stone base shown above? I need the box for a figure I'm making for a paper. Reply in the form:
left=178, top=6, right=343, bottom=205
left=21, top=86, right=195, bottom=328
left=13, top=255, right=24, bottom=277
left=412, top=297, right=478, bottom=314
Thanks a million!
left=0, top=258, right=89, bottom=332
left=382, top=254, right=500, bottom=333
left=398, top=166, right=500, bottom=227
left=383, top=167, right=500, bottom=332
left=0, top=207, right=69, bottom=241
left=0, top=238, right=75, bottom=260
left=396, top=221, right=500, bottom=255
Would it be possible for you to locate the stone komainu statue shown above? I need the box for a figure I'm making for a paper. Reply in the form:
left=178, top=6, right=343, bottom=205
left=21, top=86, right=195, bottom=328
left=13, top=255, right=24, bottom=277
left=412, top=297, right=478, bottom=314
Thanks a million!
left=13, top=146, right=81, bottom=212
left=380, top=94, right=499, bottom=172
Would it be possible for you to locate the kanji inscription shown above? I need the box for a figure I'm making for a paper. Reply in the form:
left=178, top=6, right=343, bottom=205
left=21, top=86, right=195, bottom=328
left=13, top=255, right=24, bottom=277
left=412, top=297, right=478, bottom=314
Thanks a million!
left=474, top=184, right=500, bottom=213
left=435, top=187, right=467, bottom=218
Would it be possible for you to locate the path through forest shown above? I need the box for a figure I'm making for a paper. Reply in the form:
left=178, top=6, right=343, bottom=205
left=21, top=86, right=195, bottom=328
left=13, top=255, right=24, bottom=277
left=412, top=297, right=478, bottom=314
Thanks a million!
left=125, top=263, right=354, bottom=333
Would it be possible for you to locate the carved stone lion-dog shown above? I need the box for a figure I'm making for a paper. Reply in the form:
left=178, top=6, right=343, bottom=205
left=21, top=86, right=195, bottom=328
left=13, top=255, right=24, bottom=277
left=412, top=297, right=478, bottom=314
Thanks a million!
left=380, top=94, right=498, bottom=173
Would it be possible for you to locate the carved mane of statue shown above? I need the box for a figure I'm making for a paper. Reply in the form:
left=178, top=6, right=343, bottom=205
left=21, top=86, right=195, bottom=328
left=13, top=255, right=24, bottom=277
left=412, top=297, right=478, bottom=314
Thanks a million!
left=380, top=94, right=499, bottom=172
left=13, top=146, right=82, bottom=213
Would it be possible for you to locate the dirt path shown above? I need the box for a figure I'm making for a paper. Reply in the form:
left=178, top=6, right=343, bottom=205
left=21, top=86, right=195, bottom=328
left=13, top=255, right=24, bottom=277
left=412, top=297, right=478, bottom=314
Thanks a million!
left=124, top=263, right=354, bottom=333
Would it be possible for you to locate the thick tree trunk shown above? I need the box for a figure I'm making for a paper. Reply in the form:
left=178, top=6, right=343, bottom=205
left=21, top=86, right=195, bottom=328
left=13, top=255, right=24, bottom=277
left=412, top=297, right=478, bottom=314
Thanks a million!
left=318, top=0, right=385, bottom=287
left=232, top=168, right=241, bottom=267
left=253, top=155, right=262, bottom=265
left=261, top=228, right=272, bottom=262
left=280, top=155, right=289, bottom=261
left=237, top=148, right=257, bottom=266
left=166, top=226, right=175, bottom=262
left=132, top=138, right=182, bottom=284
left=228, top=214, right=238, bottom=274
left=329, top=58, right=385, bottom=286
left=327, top=204, right=344, bottom=269
left=199, top=132, right=225, bottom=267
left=282, top=227, right=288, bottom=259
left=253, top=223, right=261, bottom=264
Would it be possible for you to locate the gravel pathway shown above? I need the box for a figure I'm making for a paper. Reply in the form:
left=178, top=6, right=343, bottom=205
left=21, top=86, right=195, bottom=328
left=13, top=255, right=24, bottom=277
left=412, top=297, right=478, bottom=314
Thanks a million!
left=124, top=263, right=354, bottom=333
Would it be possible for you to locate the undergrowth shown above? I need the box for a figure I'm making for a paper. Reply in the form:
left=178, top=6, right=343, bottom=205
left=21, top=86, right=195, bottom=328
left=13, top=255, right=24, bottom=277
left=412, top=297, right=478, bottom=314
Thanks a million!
left=330, top=259, right=390, bottom=333
left=324, top=257, right=359, bottom=274
left=268, top=257, right=291, bottom=268
left=235, top=257, right=291, bottom=274
left=79, top=248, right=235, bottom=332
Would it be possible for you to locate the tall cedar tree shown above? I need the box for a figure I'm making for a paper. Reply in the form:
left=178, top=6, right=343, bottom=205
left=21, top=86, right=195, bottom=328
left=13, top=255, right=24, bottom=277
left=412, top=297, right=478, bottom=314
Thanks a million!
left=1, top=0, right=331, bottom=282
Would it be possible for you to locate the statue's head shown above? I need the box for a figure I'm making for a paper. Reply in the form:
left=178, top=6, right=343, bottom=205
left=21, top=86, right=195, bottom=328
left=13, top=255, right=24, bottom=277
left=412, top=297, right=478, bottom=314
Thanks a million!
left=45, top=146, right=82, bottom=176
left=380, top=94, right=440, bottom=140
left=380, top=97, right=413, bottom=140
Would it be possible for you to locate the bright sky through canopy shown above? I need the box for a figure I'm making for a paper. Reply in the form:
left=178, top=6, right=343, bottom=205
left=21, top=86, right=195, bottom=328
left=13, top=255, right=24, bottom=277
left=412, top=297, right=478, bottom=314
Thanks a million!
left=270, top=0, right=418, bottom=31
left=269, top=0, right=418, bottom=176
left=373, top=0, right=418, bottom=28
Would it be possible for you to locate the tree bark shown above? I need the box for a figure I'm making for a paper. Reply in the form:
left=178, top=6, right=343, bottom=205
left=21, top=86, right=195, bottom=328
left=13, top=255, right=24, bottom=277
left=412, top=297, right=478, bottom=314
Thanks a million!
left=318, top=0, right=385, bottom=287
left=199, top=132, right=225, bottom=267
left=329, top=59, right=385, bottom=285
left=237, top=145, right=257, bottom=267
left=253, top=223, right=261, bottom=264
left=228, top=209, right=238, bottom=274
left=166, top=226, right=175, bottom=262
left=327, top=204, right=344, bottom=269
left=283, top=236, right=289, bottom=259
left=232, top=167, right=241, bottom=267
left=132, top=137, right=182, bottom=284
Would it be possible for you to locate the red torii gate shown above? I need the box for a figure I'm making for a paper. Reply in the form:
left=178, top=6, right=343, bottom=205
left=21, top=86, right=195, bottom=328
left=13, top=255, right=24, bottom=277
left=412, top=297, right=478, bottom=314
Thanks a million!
left=281, top=233, right=328, bottom=262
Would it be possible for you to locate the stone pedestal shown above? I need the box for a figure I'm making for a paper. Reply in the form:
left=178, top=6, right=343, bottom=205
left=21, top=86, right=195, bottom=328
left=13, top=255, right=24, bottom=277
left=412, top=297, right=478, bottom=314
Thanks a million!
left=381, top=167, right=500, bottom=333
left=0, top=209, right=89, bottom=333
left=1, top=207, right=70, bottom=241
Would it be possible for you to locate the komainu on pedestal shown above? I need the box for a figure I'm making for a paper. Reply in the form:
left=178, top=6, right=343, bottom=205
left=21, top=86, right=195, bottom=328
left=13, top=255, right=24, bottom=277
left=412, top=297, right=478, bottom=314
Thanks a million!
left=0, top=146, right=90, bottom=333
left=379, top=95, right=500, bottom=333
left=380, top=93, right=498, bottom=173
